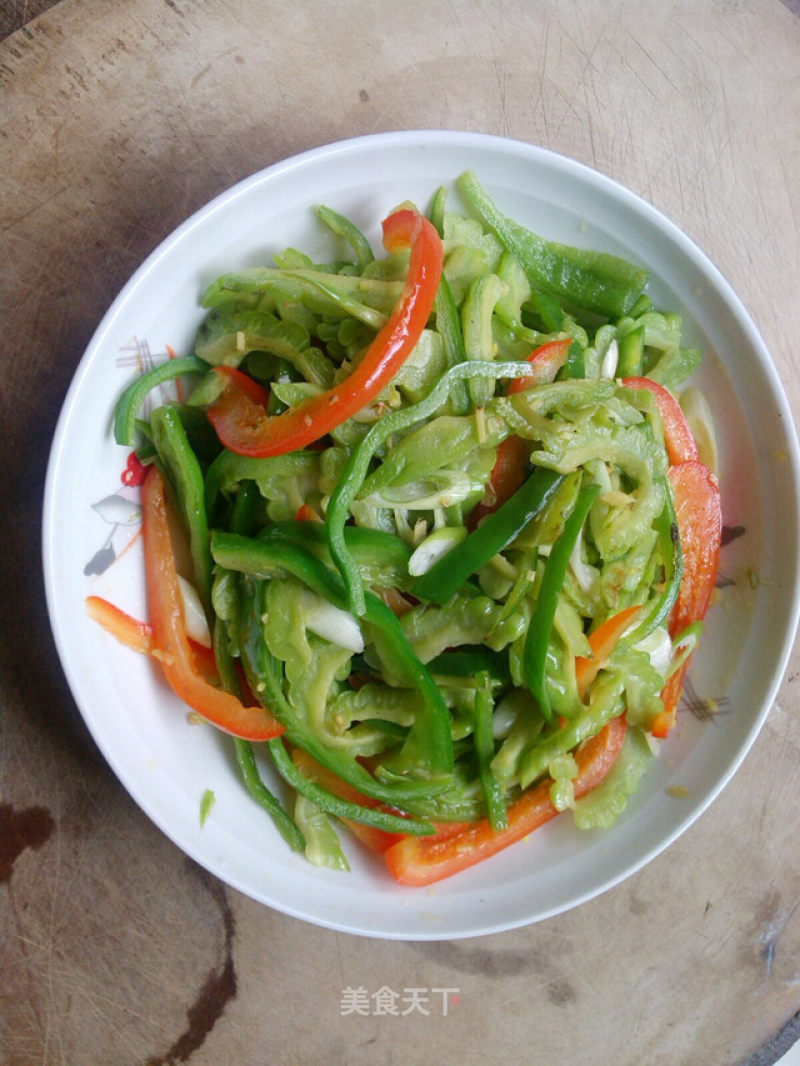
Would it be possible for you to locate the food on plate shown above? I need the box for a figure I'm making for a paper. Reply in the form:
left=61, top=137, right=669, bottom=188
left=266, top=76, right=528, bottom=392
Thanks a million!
left=90, top=172, right=721, bottom=884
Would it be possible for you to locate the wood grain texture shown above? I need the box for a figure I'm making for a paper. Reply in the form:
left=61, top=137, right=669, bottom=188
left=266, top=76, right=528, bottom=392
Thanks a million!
left=1, top=1, right=799, bottom=1063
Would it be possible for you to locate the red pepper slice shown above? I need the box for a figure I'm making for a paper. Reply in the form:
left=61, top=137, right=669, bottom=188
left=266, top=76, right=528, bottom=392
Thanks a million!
left=469, top=339, right=572, bottom=526
left=469, top=434, right=530, bottom=526
left=622, top=376, right=698, bottom=466
left=213, top=364, right=271, bottom=406
left=651, top=460, right=722, bottom=738
left=506, top=337, right=572, bottom=395
left=575, top=605, right=642, bottom=701
left=142, top=466, right=285, bottom=740
left=86, top=594, right=219, bottom=680
left=385, top=715, right=627, bottom=886
left=206, top=208, right=444, bottom=457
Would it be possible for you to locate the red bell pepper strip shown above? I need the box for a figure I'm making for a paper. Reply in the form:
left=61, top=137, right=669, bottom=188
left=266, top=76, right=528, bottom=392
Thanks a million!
left=575, top=605, right=642, bottom=701
left=651, top=460, right=722, bottom=738
left=506, top=337, right=572, bottom=395
left=85, top=594, right=219, bottom=679
left=469, top=434, right=530, bottom=526
left=469, top=339, right=572, bottom=526
left=142, top=466, right=285, bottom=740
left=207, top=209, right=444, bottom=457
left=622, top=376, right=698, bottom=466
left=213, top=364, right=271, bottom=406
left=385, top=715, right=627, bottom=886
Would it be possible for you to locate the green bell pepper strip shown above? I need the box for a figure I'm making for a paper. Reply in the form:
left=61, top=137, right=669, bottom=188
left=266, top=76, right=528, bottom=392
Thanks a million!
left=474, top=672, right=507, bottom=831
left=114, top=354, right=208, bottom=447
left=266, top=737, right=434, bottom=836
left=459, top=171, right=649, bottom=320
left=210, top=533, right=454, bottom=786
left=150, top=404, right=213, bottom=609
left=427, top=647, right=510, bottom=683
left=411, top=467, right=564, bottom=605
left=234, top=737, right=308, bottom=852
left=211, top=618, right=307, bottom=852
left=229, top=479, right=261, bottom=538
left=522, top=481, right=601, bottom=722
left=325, top=358, right=552, bottom=617
left=259, top=520, right=412, bottom=590
left=317, top=205, right=375, bottom=270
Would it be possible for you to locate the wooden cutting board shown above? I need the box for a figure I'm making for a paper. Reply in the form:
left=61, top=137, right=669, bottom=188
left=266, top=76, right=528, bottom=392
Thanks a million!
left=2, top=1, right=799, bottom=1063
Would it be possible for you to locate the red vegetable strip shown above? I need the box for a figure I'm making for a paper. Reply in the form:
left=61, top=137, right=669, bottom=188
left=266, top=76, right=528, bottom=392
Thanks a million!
left=85, top=594, right=218, bottom=678
left=207, top=208, right=443, bottom=457
left=506, top=337, right=572, bottom=395
left=142, top=466, right=285, bottom=740
left=212, top=364, right=271, bottom=406
left=469, top=434, right=530, bottom=526
left=651, top=460, right=722, bottom=738
left=575, top=605, right=642, bottom=701
left=622, top=376, right=698, bottom=466
left=385, top=716, right=627, bottom=886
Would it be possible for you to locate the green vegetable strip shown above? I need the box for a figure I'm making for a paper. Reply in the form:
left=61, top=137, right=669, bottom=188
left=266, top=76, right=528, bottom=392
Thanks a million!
left=234, top=739, right=308, bottom=852
left=234, top=577, right=447, bottom=809
left=459, top=171, right=649, bottom=319
left=434, top=277, right=471, bottom=414
left=210, top=534, right=454, bottom=782
left=411, top=467, right=564, bottom=605
left=150, top=404, right=213, bottom=608
left=114, top=355, right=208, bottom=447
left=519, top=676, right=625, bottom=789
left=325, top=358, right=549, bottom=617
left=522, top=481, right=601, bottom=721
left=211, top=619, right=306, bottom=852
left=625, top=482, right=683, bottom=643
left=317, top=205, right=375, bottom=270
left=474, top=672, right=507, bottom=831
left=427, top=184, right=448, bottom=236
left=267, top=738, right=435, bottom=836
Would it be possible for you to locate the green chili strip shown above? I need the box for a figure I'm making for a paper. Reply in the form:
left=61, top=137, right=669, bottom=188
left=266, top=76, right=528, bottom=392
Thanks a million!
left=230, top=479, right=261, bottom=538
left=211, top=618, right=306, bottom=852
left=325, top=358, right=553, bottom=617
left=266, top=738, right=434, bottom=836
left=150, top=404, right=213, bottom=608
left=459, top=170, right=649, bottom=319
left=234, top=739, right=308, bottom=852
left=411, top=467, right=564, bottom=605
left=474, top=672, right=507, bottom=831
left=211, top=534, right=454, bottom=784
left=522, top=481, right=601, bottom=721
left=114, top=354, right=208, bottom=447
left=317, top=205, right=375, bottom=271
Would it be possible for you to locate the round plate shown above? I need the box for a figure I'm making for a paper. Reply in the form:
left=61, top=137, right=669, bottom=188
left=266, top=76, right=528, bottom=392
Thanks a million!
left=43, top=131, right=800, bottom=939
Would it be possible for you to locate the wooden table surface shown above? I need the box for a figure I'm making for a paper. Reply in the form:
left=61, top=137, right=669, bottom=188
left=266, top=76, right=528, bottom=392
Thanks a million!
left=2, top=2, right=800, bottom=1063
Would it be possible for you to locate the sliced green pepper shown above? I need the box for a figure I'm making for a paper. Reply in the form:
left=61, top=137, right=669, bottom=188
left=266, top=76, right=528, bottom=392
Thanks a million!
left=459, top=171, right=649, bottom=320
left=522, top=481, right=601, bottom=721
left=411, top=467, right=564, bottom=605
left=114, top=355, right=208, bottom=447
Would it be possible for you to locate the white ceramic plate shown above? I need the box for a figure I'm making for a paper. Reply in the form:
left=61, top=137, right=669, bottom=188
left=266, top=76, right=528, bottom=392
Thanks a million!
left=43, top=131, right=800, bottom=940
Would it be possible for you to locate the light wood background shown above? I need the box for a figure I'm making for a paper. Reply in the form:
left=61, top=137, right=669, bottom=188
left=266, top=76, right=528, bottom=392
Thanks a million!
left=2, top=2, right=799, bottom=1063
